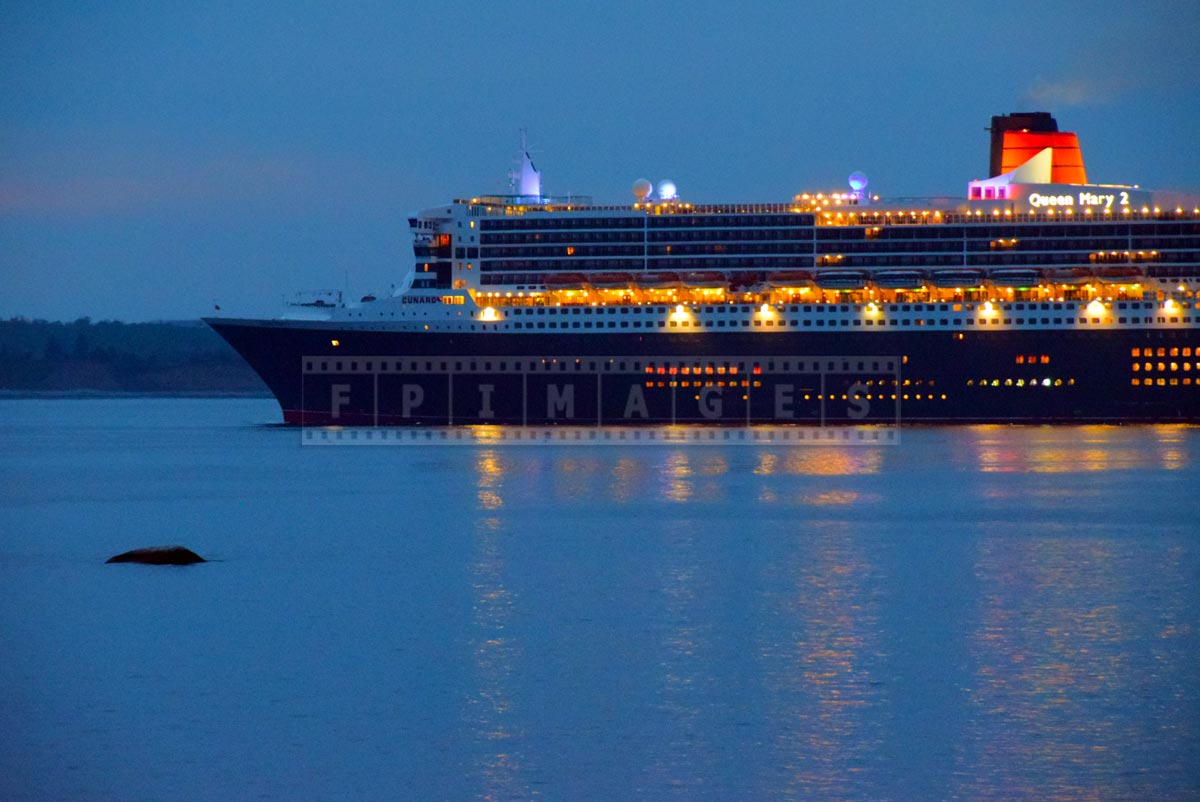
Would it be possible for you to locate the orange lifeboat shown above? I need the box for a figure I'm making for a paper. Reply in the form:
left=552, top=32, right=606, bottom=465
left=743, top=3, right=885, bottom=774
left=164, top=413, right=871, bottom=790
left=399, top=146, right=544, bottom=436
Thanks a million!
left=1094, top=266, right=1144, bottom=284
left=988, top=268, right=1042, bottom=288
left=635, top=271, right=681, bottom=289
left=544, top=273, right=588, bottom=290
left=814, top=270, right=868, bottom=290
left=1044, top=267, right=1095, bottom=285
left=930, top=269, right=985, bottom=289
left=871, top=270, right=926, bottom=290
left=766, top=270, right=814, bottom=288
left=681, top=271, right=727, bottom=289
left=587, top=272, right=635, bottom=289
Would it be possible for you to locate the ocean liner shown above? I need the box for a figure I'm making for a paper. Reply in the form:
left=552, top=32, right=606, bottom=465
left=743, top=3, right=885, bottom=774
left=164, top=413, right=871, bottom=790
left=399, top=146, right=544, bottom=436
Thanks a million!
left=207, top=113, right=1200, bottom=425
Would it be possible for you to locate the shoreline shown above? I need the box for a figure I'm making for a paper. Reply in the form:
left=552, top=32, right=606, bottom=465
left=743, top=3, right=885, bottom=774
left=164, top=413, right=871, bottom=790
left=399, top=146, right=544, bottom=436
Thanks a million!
left=0, top=390, right=273, bottom=400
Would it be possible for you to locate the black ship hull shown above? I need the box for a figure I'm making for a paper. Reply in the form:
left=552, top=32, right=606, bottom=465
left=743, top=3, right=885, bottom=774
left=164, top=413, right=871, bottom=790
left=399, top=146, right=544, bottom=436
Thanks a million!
left=207, top=319, right=1199, bottom=425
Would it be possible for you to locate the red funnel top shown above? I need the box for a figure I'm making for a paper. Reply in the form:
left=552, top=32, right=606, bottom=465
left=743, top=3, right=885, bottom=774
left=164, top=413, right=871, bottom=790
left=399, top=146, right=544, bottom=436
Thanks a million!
left=1000, top=130, right=1087, bottom=184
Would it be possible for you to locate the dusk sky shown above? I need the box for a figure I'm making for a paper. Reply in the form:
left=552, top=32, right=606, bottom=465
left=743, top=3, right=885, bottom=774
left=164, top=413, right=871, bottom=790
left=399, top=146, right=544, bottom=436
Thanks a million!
left=2, top=2, right=1198, bottom=322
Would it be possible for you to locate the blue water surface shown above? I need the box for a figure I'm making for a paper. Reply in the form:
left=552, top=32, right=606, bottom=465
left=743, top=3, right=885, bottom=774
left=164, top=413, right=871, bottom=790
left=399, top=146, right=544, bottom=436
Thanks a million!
left=0, top=399, right=1197, bottom=801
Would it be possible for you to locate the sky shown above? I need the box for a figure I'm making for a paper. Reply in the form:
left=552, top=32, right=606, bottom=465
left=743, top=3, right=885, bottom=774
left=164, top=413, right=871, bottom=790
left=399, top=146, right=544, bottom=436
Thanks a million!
left=2, top=1, right=1198, bottom=322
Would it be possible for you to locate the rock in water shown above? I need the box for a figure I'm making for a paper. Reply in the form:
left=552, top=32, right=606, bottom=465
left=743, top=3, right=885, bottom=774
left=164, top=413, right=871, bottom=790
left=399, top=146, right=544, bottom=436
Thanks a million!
left=106, top=546, right=206, bottom=565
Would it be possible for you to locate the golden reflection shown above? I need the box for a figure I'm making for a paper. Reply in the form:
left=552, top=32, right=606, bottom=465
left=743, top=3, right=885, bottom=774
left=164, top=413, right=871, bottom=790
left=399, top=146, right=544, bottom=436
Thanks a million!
left=783, top=448, right=883, bottom=475
left=660, top=451, right=693, bottom=503
left=652, top=452, right=731, bottom=504
left=752, top=448, right=884, bottom=476
left=1154, top=424, right=1192, bottom=470
left=475, top=450, right=505, bottom=510
left=552, top=455, right=602, bottom=501
left=645, top=523, right=719, bottom=793
left=754, top=452, right=779, bottom=475
left=968, top=425, right=1198, bottom=473
left=697, top=454, right=729, bottom=477
left=759, top=522, right=883, bottom=798
left=609, top=457, right=643, bottom=504
left=796, top=489, right=878, bottom=506
left=468, top=514, right=528, bottom=801
left=956, top=535, right=1141, bottom=800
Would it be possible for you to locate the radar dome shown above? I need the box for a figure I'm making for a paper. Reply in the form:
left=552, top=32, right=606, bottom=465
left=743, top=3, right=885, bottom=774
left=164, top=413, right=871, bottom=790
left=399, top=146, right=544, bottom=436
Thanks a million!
left=848, top=171, right=869, bottom=192
left=632, top=178, right=653, bottom=200
left=657, top=180, right=678, bottom=200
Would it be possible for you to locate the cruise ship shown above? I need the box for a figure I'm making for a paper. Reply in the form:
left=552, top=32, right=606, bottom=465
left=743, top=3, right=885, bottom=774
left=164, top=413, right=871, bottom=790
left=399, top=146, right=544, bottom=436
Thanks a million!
left=207, top=113, right=1200, bottom=425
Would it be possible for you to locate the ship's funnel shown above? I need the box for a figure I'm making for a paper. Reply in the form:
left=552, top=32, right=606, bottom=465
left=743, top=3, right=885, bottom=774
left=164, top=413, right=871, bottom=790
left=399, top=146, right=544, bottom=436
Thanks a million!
left=988, top=111, right=1086, bottom=184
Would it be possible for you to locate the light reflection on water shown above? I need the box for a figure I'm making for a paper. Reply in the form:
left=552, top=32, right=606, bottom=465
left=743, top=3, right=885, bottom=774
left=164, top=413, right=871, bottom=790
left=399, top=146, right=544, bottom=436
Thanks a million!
left=758, top=521, right=884, bottom=800
left=469, top=519, right=529, bottom=800
left=449, top=425, right=1199, bottom=801
left=644, top=521, right=721, bottom=797
left=3, top=402, right=1198, bottom=802
left=968, top=424, right=1194, bottom=474
left=957, top=533, right=1198, bottom=801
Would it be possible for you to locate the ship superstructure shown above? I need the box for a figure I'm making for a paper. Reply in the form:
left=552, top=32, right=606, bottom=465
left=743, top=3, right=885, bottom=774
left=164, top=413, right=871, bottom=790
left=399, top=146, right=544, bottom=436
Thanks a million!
left=208, top=113, right=1200, bottom=424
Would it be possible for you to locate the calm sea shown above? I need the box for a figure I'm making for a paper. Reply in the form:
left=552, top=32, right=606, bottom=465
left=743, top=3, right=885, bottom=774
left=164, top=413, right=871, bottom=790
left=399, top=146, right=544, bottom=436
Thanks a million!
left=1, top=399, right=1197, bottom=802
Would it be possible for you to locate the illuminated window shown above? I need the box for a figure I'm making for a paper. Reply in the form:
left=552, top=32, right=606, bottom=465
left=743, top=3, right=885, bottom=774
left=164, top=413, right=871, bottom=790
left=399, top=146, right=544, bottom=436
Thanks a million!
left=1015, top=355, right=1025, bottom=364
left=1132, top=378, right=1140, bottom=386
left=1132, top=348, right=1141, bottom=357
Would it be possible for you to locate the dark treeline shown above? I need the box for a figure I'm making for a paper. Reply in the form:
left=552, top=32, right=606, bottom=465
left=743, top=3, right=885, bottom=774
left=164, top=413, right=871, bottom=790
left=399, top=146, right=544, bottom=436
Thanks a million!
left=0, top=318, right=266, bottom=393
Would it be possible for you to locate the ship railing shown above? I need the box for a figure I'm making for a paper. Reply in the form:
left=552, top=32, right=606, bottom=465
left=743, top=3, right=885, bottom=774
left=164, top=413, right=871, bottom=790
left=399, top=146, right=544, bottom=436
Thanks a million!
left=463, top=200, right=827, bottom=217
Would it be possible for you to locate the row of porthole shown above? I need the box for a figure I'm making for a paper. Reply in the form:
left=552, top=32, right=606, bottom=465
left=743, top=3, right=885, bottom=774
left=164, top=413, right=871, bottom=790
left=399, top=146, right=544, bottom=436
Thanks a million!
left=652, top=387, right=949, bottom=401
left=1132, top=362, right=1197, bottom=372
left=1133, top=347, right=1195, bottom=357
left=1132, top=377, right=1195, bottom=386
left=968, top=378, right=1073, bottom=387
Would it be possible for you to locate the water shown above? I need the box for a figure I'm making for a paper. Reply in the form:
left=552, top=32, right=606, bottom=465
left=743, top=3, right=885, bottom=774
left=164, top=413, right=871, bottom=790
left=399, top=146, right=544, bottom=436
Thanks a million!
left=1, top=399, right=1197, bottom=801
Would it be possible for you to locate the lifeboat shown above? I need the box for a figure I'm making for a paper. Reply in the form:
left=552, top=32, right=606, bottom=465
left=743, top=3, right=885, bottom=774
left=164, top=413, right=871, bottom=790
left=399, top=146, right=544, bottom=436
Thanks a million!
left=1044, top=267, right=1094, bottom=285
left=1095, top=266, right=1144, bottom=284
left=870, top=270, right=925, bottom=290
left=635, top=271, right=681, bottom=289
left=988, top=268, right=1042, bottom=288
left=544, top=273, right=588, bottom=290
left=681, top=271, right=728, bottom=289
left=587, top=272, right=635, bottom=289
left=814, top=270, right=867, bottom=290
left=766, top=270, right=815, bottom=288
left=930, top=269, right=985, bottom=289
